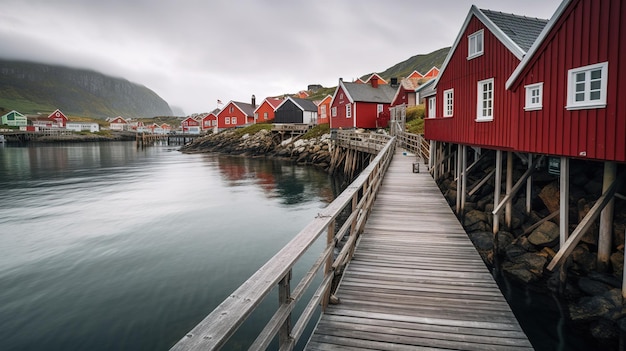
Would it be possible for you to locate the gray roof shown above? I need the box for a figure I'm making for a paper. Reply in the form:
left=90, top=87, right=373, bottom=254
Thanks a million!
left=342, top=82, right=397, bottom=103
left=233, top=101, right=256, bottom=116
left=290, top=97, right=318, bottom=112
left=481, top=9, right=549, bottom=52
left=415, top=79, right=436, bottom=97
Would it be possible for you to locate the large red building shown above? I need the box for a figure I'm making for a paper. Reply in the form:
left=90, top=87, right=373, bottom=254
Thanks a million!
left=424, top=6, right=548, bottom=149
left=330, top=77, right=395, bottom=129
left=507, top=0, right=626, bottom=162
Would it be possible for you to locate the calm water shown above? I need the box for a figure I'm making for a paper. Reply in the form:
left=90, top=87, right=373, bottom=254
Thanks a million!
left=0, top=142, right=344, bottom=350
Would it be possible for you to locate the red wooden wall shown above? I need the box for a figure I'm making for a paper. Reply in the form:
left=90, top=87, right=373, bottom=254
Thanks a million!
left=424, top=16, right=520, bottom=149
left=330, top=86, right=353, bottom=129
left=510, top=0, right=626, bottom=162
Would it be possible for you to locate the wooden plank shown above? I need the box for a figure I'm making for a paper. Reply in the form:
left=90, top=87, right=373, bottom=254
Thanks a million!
left=306, top=149, right=532, bottom=350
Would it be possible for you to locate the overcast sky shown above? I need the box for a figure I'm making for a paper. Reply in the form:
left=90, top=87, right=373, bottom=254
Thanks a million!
left=0, top=0, right=561, bottom=116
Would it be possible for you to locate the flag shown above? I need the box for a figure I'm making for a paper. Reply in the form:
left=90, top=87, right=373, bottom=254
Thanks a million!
left=217, top=99, right=223, bottom=105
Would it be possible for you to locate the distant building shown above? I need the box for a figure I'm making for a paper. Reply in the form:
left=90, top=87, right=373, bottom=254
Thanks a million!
left=109, top=116, right=129, bottom=131
left=1, top=110, right=28, bottom=127
left=66, top=122, right=100, bottom=133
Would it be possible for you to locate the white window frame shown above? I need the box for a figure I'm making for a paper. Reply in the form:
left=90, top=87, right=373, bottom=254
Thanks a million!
left=524, top=83, right=543, bottom=111
left=443, top=89, right=454, bottom=117
left=320, top=106, right=326, bottom=118
left=467, top=30, right=484, bottom=59
left=263, top=112, right=268, bottom=120
left=225, top=117, right=230, bottom=125
left=232, top=117, right=237, bottom=124
left=566, top=62, right=608, bottom=110
left=377, top=104, right=383, bottom=114
left=476, top=78, right=494, bottom=121
left=331, top=106, right=337, bottom=117
left=427, top=96, right=436, bottom=118
left=346, top=104, right=352, bottom=118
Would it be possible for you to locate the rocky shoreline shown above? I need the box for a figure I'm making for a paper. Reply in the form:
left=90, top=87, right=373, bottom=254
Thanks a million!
left=180, top=128, right=336, bottom=172
left=436, top=155, right=625, bottom=350
left=181, top=128, right=624, bottom=349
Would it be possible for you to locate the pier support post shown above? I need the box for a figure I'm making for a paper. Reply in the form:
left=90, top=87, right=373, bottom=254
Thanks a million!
left=456, top=144, right=462, bottom=214
left=505, top=151, right=513, bottom=228
left=278, top=269, right=292, bottom=347
left=598, top=161, right=616, bottom=272
left=560, top=157, right=570, bottom=250
left=461, top=145, right=467, bottom=215
left=526, top=154, right=533, bottom=214
left=493, top=150, right=502, bottom=234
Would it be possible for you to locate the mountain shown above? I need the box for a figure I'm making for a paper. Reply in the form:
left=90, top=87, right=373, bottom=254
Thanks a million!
left=361, top=47, right=450, bottom=82
left=0, top=60, right=172, bottom=118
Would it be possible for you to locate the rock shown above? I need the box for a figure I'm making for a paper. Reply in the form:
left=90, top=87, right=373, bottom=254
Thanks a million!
left=495, top=231, right=514, bottom=253
left=578, top=277, right=613, bottom=296
left=538, top=181, right=560, bottom=215
left=590, top=319, right=620, bottom=340
left=571, top=245, right=597, bottom=273
left=528, top=221, right=560, bottom=247
left=610, top=251, right=624, bottom=278
left=569, top=289, right=623, bottom=321
left=464, top=210, right=488, bottom=226
left=467, top=231, right=493, bottom=251
left=502, top=252, right=547, bottom=283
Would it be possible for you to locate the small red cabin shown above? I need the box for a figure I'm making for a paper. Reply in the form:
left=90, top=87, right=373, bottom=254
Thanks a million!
left=316, top=95, right=332, bottom=125
left=47, top=109, right=68, bottom=127
left=506, top=0, right=626, bottom=162
left=217, top=99, right=256, bottom=129
left=424, top=6, right=548, bottom=149
left=254, top=98, right=282, bottom=123
left=330, top=77, right=395, bottom=129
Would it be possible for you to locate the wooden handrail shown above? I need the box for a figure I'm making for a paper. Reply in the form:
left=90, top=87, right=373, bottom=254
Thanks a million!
left=169, top=131, right=396, bottom=351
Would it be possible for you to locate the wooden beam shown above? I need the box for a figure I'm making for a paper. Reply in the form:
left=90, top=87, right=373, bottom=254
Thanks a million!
left=492, top=155, right=543, bottom=216
left=598, top=161, right=616, bottom=272
left=454, top=149, right=488, bottom=181
left=468, top=168, right=496, bottom=197
left=456, top=144, right=462, bottom=214
left=560, top=157, right=570, bottom=249
left=526, top=154, right=533, bottom=214
left=493, top=150, right=502, bottom=234
left=547, top=176, right=620, bottom=271
left=505, top=152, right=513, bottom=228
left=461, top=145, right=467, bottom=214
left=523, top=210, right=560, bottom=235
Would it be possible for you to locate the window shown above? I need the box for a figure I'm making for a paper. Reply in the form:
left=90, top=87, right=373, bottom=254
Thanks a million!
left=263, top=112, right=268, bottom=120
left=524, top=83, right=543, bottom=111
left=254, top=113, right=259, bottom=121
left=468, top=30, right=484, bottom=59
left=232, top=117, right=237, bottom=124
left=427, top=97, right=436, bottom=118
left=443, top=89, right=454, bottom=117
left=229, top=106, right=234, bottom=113
left=377, top=104, right=383, bottom=114
left=225, top=117, right=230, bottom=124
left=321, top=106, right=327, bottom=118
left=212, top=120, right=217, bottom=126
left=567, top=62, right=608, bottom=110
left=346, top=104, right=352, bottom=118
left=477, top=78, right=494, bottom=121
left=331, top=106, right=337, bottom=117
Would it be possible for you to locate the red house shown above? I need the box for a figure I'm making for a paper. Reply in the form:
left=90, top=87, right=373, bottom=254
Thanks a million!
left=391, top=77, right=421, bottom=107
left=316, top=95, right=332, bottom=125
left=424, top=6, right=548, bottom=149
left=201, top=109, right=220, bottom=131
left=423, top=67, right=441, bottom=79
left=217, top=97, right=256, bottom=129
left=407, top=70, right=424, bottom=80
left=47, top=109, right=68, bottom=127
left=506, top=0, right=626, bottom=162
left=330, top=77, right=396, bottom=129
left=254, top=97, right=283, bottom=123
left=181, top=116, right=201, bottom=134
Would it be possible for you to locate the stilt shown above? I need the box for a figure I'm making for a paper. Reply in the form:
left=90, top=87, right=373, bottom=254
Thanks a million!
left=526, top=154, right=533, bottom=214
left=560, top=157, right=570, bottom=250
left=493, top=150, right=502, bottom=234
left=461, top=145, right=467, bottom=214
left=505, top=151, right=513, bottom=228
left=456, top=144, right=462, bottom=214
left=429, top=140, right=435, bottom=171
left=598, top=161, right=616, bottom=272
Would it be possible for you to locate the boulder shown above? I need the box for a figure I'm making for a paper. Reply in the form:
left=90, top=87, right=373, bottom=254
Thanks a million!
left=495, top=231, right=514, bottom=253
left=578, top=277, right=613, bottom=296
left=528, top=221, right=560, bottom=247
left=571, top=245, right=597, bottom=273
left=569, top=289, right=623, bottom=321
left=538, top=181, right=560, bottom=215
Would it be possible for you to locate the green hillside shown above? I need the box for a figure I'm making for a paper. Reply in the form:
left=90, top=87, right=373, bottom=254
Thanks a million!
left=0, top=60, right=173, bottom=119
left=361, top=47, right=450, bottom=82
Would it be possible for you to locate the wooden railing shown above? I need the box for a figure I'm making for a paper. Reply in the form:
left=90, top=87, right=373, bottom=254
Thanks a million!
left=335, top=131, right=391, bottom=154
left=395, top=130, right=430, bottom=164
left=170, top=133, right=396, bottom=351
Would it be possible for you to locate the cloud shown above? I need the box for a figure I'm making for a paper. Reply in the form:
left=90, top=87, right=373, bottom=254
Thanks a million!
left=0, top=0, right=562, bottom=115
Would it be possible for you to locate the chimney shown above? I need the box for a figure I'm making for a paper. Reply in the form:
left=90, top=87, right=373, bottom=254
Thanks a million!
left=251, top=94, right=256, bottom=107
left=371, top=76, right=379, bottom=88
left=390, top=77, right=398, bottom=86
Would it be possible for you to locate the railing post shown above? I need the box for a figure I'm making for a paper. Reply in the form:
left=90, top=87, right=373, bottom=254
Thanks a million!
left=322, top=220, right=335, bottom=311
left=278, top=269, right=292, bottom=348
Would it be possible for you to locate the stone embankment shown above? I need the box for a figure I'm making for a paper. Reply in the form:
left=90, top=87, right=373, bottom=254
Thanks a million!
left=180, top=128, right=334, bottom=172
left=437, top=155, right=625, bottom=349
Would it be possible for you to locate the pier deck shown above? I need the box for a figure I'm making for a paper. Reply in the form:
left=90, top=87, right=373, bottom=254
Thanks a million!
left=306, top=150, right=533, bottom=350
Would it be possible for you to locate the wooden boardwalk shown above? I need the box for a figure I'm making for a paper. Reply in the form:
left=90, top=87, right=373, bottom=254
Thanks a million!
left=306, top=150, right=533, bottom=351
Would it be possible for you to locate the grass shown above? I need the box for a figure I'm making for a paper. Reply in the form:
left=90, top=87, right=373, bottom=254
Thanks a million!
left=233, top=123, right=272, bottom=137
left=302, top=124, right=330, bottom=139
left=406, top=105, right=425, bottom=134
